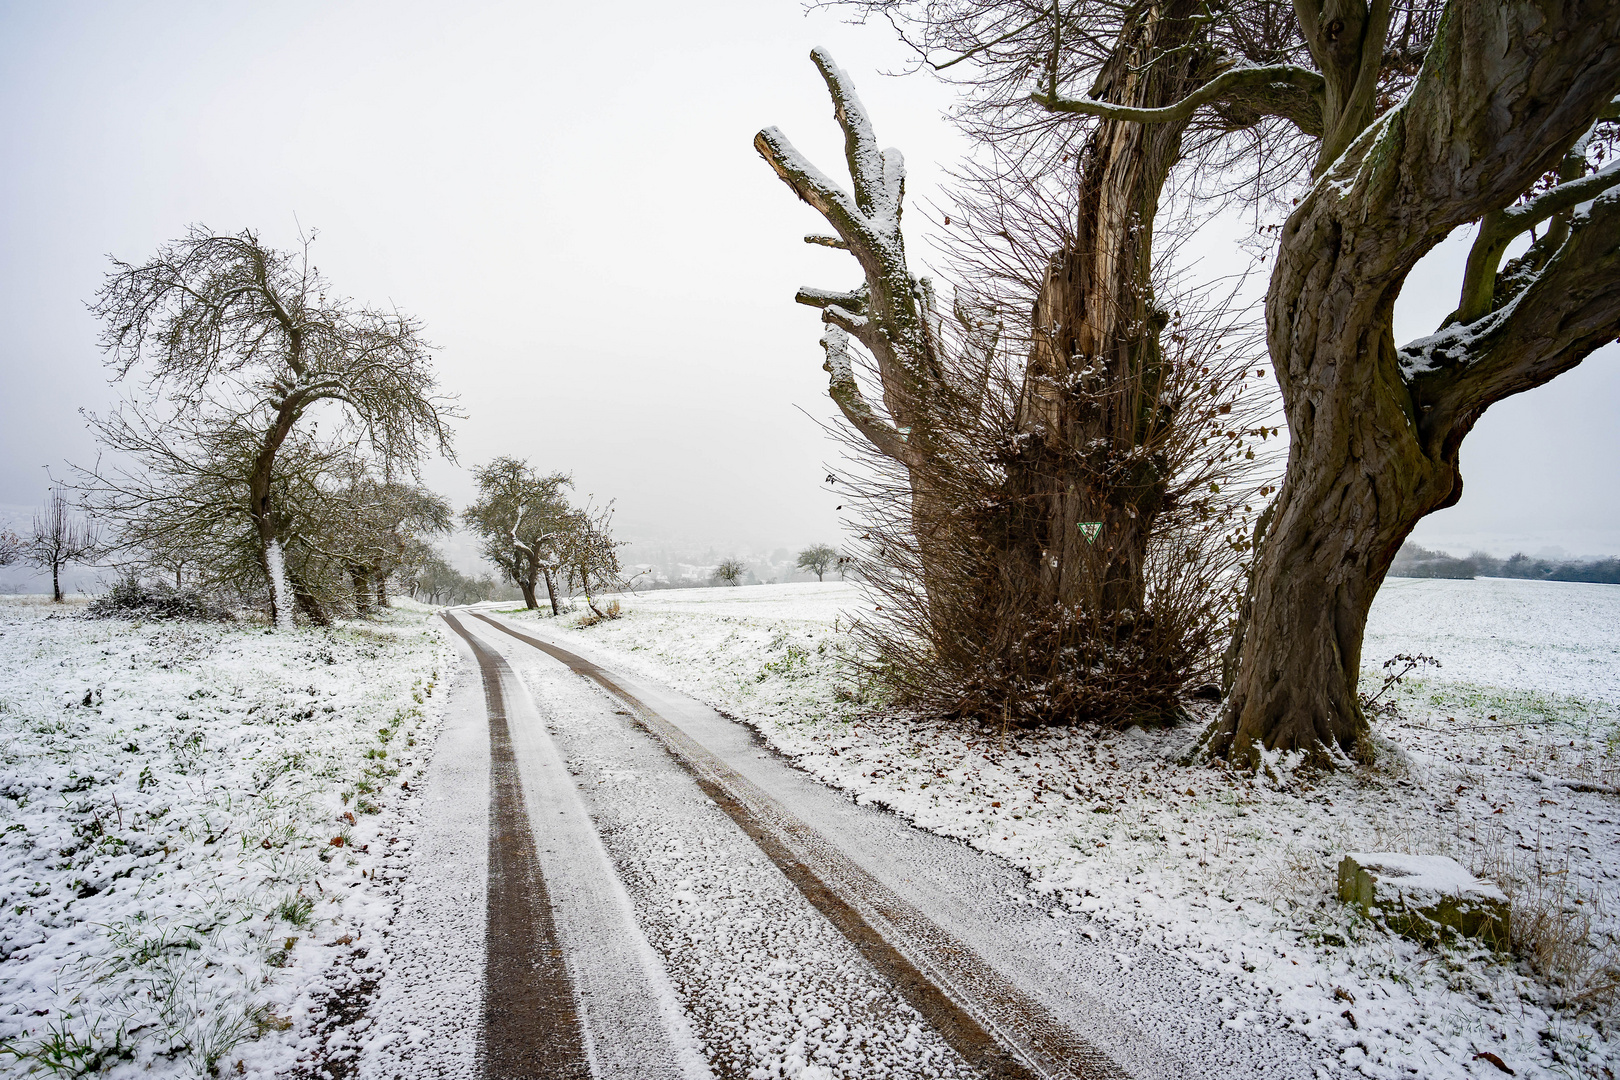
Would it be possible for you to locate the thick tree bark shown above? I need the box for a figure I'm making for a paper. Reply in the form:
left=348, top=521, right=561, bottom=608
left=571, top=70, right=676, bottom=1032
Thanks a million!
left=1210, top=0, right=1620, bottom=765
left=1211, top=288, right=1451, bottom=762
left=1014, top=2, right=1208, bottom=615
left=248, top=398, right=301, bottom=626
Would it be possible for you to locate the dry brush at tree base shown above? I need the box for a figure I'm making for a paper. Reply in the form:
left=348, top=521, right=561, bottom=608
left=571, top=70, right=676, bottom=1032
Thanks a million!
left=759, top=49, right=1274, bottom=727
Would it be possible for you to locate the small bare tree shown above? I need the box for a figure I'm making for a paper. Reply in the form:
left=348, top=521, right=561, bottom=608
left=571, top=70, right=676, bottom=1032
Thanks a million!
left=796, top=543, right=838, bottom=582
left=714, top=559, right=746, bottom=587
left=559, top=500, right=626, bottom=619
left=0, top=530, right=20, bottom=567
left=463, top=458, right=573, bottom=613
left=28, top=489, right=100, bottom=602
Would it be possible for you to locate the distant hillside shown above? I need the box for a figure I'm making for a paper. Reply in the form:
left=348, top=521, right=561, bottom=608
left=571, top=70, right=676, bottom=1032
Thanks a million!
left=1389, top=541, right=1620, bottom=584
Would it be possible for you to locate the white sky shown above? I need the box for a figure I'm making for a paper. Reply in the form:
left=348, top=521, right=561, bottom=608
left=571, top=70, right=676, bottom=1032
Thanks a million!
left=2, top=0, right=1616, bottom=569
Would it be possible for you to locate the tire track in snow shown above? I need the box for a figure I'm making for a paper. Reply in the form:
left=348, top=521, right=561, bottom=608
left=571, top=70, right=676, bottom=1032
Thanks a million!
left=443, top=611, right=711, bottom=1080
left=509, top=654, right=983, bottom=1080
left=442, top=612, right=591, bottom=1079
left=472, top=611, right=1129, bottom=1080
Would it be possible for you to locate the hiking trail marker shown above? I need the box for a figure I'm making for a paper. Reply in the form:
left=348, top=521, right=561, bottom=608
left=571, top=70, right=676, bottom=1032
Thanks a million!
left=1078, top=522, right=1103, bottom=544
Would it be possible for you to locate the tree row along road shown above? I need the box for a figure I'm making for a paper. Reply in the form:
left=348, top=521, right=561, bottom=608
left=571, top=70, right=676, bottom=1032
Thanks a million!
left=391, top=610, right=1320, bottom=1080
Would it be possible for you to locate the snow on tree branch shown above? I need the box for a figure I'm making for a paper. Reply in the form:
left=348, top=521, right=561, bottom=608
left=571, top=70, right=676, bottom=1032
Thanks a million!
left=1402, top=185, right=1620, bottom=442
left=756, top=49, right=940, bottom=466
left=819, top=327, right=915, bottom=465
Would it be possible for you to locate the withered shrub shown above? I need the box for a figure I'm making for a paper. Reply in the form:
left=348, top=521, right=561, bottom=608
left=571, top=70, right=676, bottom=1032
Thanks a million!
left=836, top=281, right=1275, bottom=728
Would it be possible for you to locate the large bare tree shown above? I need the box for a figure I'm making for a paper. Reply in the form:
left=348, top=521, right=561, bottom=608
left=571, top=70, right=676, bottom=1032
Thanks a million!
left=1204, top=1, right=1620, bottom=764
left=88, top=226, right=455, bottom=627
left=757, top=45, right=1281, bottom=722
left=790, top=2, right=1339, bottom=617
left=863, top=0, right=1615, bottom=758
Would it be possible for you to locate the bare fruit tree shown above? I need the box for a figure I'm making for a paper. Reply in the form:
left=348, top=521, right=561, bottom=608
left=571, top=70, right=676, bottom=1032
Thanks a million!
left=559, top=500, right=627, bottom=619
left=714, top=559, right=746, bottom=587
left=796, top=543, right=838, bottom=582
left=0, top=530, right=20, bottom=567
left=327, top=468, right=453, bottom=613
left=463, top=458, right=574, bottom=613
left=27, top=489, right=100, bottom=602
left=86, top=226, right=455, bottom=628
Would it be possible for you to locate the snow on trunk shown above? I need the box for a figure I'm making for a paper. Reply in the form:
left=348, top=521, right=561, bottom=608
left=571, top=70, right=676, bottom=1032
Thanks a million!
left=267, top=538, right=294, bottom=630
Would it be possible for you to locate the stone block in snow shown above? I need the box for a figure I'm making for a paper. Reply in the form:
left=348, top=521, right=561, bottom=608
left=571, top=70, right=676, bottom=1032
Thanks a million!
left=1338, top=853, right=1509, bottom=947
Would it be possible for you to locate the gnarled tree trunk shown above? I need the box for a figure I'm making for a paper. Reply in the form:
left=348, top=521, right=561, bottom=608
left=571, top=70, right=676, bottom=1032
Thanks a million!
left=1210, top=0, right=1620, bottom=765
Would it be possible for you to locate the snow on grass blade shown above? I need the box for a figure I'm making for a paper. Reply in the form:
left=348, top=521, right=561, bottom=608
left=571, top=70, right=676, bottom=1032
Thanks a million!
left=0, top=596, right=451, bottom=1078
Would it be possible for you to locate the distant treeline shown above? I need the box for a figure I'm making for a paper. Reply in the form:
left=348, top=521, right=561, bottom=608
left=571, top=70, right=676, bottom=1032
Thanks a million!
left=1389, top=543, right=1620, bottom=584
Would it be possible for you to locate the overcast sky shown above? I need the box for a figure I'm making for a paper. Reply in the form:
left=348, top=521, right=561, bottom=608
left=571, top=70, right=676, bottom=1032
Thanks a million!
left=2, top=1, right=1616, bottom=584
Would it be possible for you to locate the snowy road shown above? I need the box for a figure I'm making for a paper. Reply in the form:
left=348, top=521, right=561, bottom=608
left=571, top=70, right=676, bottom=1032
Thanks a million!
left=363, top=609, right=1327, bottom=1080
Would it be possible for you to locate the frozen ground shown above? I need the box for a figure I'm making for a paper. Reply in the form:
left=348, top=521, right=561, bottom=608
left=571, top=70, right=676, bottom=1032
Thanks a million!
left=0, top=597, right=451, bottom=1079
left=1365, top=577, right=1620, bottom=706
left=508, top=578, right=1620, bottom=1079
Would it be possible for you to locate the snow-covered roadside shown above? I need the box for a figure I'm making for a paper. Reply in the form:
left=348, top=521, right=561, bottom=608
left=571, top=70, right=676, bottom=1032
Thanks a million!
left=0, top=596, right=452, bottom=1079
left=511, top=580, right=1620, bottom=1079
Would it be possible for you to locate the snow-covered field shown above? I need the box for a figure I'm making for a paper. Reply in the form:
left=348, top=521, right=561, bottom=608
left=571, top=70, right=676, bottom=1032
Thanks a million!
left=0, top=597, right=451, bottom=1078
left=515, top=578, right=1620, bottom=1079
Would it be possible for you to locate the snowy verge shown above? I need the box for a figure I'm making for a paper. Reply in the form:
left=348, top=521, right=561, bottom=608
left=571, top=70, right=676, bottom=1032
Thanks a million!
left=507, top=580, right=1620, bottom=1080
left=0, top=597, right=452, bottom=1079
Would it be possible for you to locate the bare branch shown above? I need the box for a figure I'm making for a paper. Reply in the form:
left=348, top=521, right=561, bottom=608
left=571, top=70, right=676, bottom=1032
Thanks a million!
left=1452, top=160, right=1620, bottom=323
left=820, top=327, right=916, bottom=464
left=1406, top=187, right=1620, bottom=449
left=795, top=285, right=869, bottom=311
left=756, top=49, right=939, bottom=451
left=1031, top=64, right=1325, bottom=131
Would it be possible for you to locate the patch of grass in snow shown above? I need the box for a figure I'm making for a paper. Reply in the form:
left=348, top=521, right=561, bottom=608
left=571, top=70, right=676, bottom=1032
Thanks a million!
left=272, top=894, right=315, bottom=929
left=0, top=600, right=449, bottom=1077
left=1, top=1013, right=134, bottom=1076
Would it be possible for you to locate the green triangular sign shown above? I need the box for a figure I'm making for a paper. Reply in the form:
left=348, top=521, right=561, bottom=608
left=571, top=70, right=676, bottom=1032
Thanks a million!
left=1078, top=521, right=1103, bottom=543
